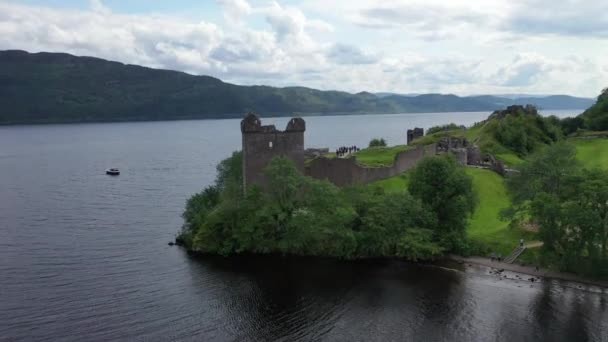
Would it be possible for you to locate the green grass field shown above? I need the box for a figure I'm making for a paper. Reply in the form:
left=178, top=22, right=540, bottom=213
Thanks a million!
left=465, top=168, right=537, bottom=256
left=571, top=138, right=608, bottom=170
left=366, top=162, right=539, bottom=257
left=355, top=135, right=608, bottom=260
left=369, top=172, right=409, bottom=191
left=371, top=167, right=534, bottom=256
left=354, top=145, right=411, bottom=166
left=495, top=153, right=524, bottom=166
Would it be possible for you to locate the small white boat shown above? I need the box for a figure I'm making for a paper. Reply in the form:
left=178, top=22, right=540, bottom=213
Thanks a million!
left=106, top=168, right=120, bottom=176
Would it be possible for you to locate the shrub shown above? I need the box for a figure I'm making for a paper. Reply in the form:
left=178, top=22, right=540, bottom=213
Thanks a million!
left=408, top=155, right=477, bottom=252
left=427, top=123, right=465, bottom=135
left=368, top=138, right=387, bottom=147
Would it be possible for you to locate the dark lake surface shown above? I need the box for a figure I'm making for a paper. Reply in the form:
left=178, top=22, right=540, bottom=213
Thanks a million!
left=1, top=110, right=607, bottom=341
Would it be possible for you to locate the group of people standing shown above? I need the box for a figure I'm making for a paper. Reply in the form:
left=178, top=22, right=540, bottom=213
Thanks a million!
left=336, top=145, right=359, bottom=157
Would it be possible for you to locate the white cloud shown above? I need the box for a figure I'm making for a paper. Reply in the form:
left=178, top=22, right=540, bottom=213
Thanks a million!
left=217, top=0, right=251, bottom=24
left=494, top=54, right=553, bottom=87
left=504, top=0, right=608, bottom=38
left=0, top=0, right=605, bottom=97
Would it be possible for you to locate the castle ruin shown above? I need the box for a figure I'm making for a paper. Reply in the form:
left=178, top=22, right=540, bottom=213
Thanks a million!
left=241, top=114, right=500, bottom=188
left=407, top=128, right=424, bottom=145
left=241, top=113, right=305, bottom=188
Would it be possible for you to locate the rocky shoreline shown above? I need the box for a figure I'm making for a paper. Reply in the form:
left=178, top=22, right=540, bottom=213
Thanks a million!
left=449, top=255, right=608, bottom=289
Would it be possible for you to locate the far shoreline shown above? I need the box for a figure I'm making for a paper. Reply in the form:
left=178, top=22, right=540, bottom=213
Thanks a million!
left=0, top=108, right=585, bottom=127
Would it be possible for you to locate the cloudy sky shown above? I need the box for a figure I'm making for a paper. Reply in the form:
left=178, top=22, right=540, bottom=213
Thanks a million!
left=1, top=0, right=607, bottom=97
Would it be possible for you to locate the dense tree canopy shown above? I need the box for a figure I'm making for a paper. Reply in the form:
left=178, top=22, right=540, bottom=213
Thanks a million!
left=580, top=88, right=608, bottom=131
left=490, top=110, right=562, bottom=156
left=505, top=143, right=608, bottom=278
left=179, top=153, right=476, bottom=260
left=408, top=155, right=477, bottom=252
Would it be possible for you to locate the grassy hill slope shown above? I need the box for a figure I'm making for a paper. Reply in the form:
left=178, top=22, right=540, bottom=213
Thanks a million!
left=572, top=138, right=608, bottom=169
left=369, top=166, right=534, bottom=256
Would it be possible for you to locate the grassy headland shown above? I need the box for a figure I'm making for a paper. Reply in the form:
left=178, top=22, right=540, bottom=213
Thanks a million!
left=180, top=90, right=608, bottom=279
left=353, top=145, right=412, bottom=166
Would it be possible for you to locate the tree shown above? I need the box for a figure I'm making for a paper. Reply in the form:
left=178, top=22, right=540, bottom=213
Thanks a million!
left=369, top=138, right=387, bottom=147
left=505, top=143, right=608, bottom=278
left=578, top=87, right=608, bottom=131
left=560, top=116, right=584, bottom=135
left=215, top=151, right=243, bottom=198
left=407, top=155, right=476, bottom=251
left=356, top=190, right=440, bottom=258
left=505, top=142, right=580, bottom=204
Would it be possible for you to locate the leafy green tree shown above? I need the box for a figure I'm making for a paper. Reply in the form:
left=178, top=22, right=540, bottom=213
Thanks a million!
left=580, top=88, right=608, bottom=131
left=369, top=138, right=387, bottom=147
left=494, top=114, right=562, bottom=156
left=407, top=155, right=476, bottom=251
left=179, top=151, right=243, bottom=251
left=396, top=228, right=444, bottom=260
left=356, top=191, right=439, bottom=258
left=506, top=142, right=580, bottom=204
left=180, top=185, right=219, bottom=248
left=560, top=116, right=584, bottom=135
left=505, top=143, right=608, bottom=278
left=215, top=151, right=243, bottom=198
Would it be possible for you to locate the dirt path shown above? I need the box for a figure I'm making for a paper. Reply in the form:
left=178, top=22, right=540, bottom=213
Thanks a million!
left=449, top=255, right=608, bottom=288
left=525, top=241, right=543, bottom=248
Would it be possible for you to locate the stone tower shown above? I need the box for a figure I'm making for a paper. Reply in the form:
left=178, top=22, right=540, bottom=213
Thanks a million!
left=241, top=113, right=306, bottom=188
left=407, top=127, right=424, bottom=145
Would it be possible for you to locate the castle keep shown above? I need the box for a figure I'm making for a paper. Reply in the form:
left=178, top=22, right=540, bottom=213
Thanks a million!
left=241, top=113, right=305, bottom=188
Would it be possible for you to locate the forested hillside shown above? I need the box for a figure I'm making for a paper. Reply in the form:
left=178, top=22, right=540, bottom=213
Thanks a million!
left=0, top=50, right=594, bottom=124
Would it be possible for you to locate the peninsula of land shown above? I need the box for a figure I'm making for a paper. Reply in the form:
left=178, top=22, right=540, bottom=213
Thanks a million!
left=179, top=88, right=608, bottom=283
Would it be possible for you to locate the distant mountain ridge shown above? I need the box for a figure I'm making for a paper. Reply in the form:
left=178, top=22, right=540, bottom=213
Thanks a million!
left=0, top=50, right=594, bottom=125
left=378, top=92, right=592, bottom=109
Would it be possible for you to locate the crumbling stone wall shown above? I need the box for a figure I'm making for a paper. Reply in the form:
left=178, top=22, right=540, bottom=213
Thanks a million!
left=241, top=113, right=305, bottom=188
left=436, top=136, right=469, bottom=152
left=306, top=145, right=435, bottom=186
left=435, top=136, right=472, bottom=165
left=304, top=148, right=329, bottom=159
left=481, top=153, right=506, bottom=176
left=467, top=146, right=482, bottom=165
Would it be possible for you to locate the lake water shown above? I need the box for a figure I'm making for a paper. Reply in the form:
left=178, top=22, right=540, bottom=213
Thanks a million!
left=1, top=110, right=607, bottom=341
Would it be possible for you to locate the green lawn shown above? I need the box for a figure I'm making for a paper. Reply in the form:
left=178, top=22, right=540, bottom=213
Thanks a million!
left=571, top=138, right=608, bottom=170
left=495, top=153, right=524, bottom=166
left=354, top=145, right=412, bottom=166
left=465, top=168, right=537, bottom=256
left=369, top=172, right=409, bottom=192
left=372, top=167, right=535, bottom=256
